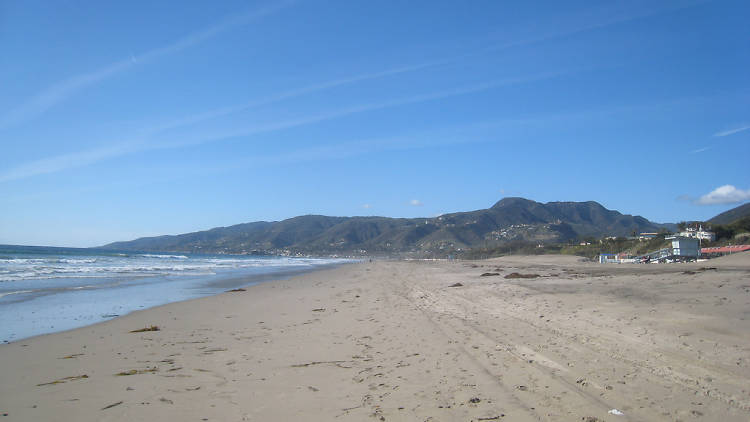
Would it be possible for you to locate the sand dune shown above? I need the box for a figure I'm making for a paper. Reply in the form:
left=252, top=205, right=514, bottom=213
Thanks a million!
left=1, top=253, right=749, bottom=421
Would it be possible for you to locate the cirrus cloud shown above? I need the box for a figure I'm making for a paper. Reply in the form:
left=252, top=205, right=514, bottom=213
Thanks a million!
left=713, top=124, right=750, bottom=137
left=0, top=1, right=294, bottom=130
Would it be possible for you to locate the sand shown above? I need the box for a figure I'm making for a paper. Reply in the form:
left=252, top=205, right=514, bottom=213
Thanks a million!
left=1, top=253, right=749, bottom=421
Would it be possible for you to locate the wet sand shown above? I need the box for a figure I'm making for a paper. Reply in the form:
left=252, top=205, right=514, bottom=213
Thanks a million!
left=1, top=253, right=749, bottom=421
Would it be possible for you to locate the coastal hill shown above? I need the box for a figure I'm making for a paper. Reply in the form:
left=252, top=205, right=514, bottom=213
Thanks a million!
left=708, top=202, right=750, bottom=225
left=102, top=198, right=674, bottom=256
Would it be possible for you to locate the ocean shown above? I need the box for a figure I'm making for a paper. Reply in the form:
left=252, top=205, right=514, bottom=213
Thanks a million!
left=0, top=245, right=350, bottom=343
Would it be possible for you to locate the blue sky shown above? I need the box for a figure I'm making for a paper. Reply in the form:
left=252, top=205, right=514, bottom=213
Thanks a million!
left=1, top=0, right=748, bottom=247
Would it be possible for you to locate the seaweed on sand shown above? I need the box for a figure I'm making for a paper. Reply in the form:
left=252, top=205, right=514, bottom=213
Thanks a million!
left=115, top=368, right=157, bottom=376
left=130, top=325, right=160, bottom=333
left=37, top=375, right=89, bottom=386
left=504, top=272, right=540, bottom=279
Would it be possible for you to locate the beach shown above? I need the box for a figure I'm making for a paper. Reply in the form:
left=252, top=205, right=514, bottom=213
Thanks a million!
left=1, top=253, right=749, bottom=421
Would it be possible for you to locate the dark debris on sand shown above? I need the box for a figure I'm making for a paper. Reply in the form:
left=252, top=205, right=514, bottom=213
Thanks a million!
left=130, top=325, right=160, bottom=333
left=504, top=273, right=540, bottom=279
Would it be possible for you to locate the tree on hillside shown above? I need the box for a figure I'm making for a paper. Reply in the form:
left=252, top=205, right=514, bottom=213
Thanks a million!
left=712, top=216, right=750, bottom=242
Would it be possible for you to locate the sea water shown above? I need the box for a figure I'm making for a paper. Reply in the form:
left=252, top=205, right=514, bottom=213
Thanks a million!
left=0, top=245, right=350, bottom=342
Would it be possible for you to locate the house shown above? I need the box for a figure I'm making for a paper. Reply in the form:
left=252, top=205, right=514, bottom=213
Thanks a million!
left=678, top=225, right=715, bottom=242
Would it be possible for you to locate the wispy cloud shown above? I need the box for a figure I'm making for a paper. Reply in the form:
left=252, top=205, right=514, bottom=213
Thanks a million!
left=3, top=0, right=617, bottom=135
left=2, top=122, right=506, bottom=204
left=166, top=96, right=724, bottom=179
left=362, top=204, right=372, bottom=209
left=689, top=146, right=710, bottom=154
left=410, top=199, right=424, bottom=207
left=0, top=2, right=293, bottom=130
left=176, top=2, right=697, bottom=130
left=147, top=71, right=573, bottom=164
left=713, top=124, right=750, bottom=137
left=0, top=142, right=144, bottom=183
left=696, top=185, right=750, bottom=205
left=467, top=0, right=707, bottom=63
left=0, top=70, right=562, bottom=183
left=147, top=60, right=447, bottom=135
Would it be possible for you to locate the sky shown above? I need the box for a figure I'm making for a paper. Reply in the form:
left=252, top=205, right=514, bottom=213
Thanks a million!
left=1, top=0, right=749, bottom=247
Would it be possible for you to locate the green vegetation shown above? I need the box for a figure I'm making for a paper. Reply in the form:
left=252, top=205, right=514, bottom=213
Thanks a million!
left=559, top=236, right=671, bottom=260
left=708, top=216, right=750, bottom=244
left=457, top=234, right=677, bottom=261
left=458, top=241, right=562, bottom=259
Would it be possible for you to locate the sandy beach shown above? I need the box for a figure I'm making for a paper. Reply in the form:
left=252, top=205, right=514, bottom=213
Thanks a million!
left=1, top=253, right=749, bottom=421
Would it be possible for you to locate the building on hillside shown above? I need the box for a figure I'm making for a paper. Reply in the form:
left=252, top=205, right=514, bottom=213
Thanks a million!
left=638, top=232, right=658, bottom=240
left=678, top=225, right=715, bottom=242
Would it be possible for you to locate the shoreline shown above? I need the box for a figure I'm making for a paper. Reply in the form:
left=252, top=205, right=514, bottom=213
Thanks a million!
left=1, top=254, right=749, bottom=421
left=0, top=260, right=353, bottom=344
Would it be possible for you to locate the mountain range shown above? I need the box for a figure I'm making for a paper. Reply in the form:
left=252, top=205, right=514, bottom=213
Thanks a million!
left=708, top=202, right=750, bottom=225
left=102, top=197, right=677, bottom=257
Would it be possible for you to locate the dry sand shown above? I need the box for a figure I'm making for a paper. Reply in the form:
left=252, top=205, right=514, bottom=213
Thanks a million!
left=1, top=253, right=749, bottom=421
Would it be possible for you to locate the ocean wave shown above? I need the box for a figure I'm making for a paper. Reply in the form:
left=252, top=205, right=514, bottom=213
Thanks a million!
left=0, top=290, right=33, bottom=298
left=0, top=274, right=105, bottom=282
left=1, top=258, right=49, bottom=264
left=59, top=258, right=98, bottom=264
left=0, top=252, right=348, bottom=283
left=0, top=264, right=221, bottom=281
left=0, top=257, right=98, bottom=265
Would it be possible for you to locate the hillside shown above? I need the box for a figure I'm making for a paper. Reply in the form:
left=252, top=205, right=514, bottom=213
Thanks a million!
left=102, top=198, right=673, bottom=257
left=708, top=202, right=750, bottom=225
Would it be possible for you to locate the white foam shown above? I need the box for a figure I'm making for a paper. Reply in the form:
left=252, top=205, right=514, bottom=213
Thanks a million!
left=0, top=290, right=33, bottom=299
left=0, top=252, right=349, bottom=282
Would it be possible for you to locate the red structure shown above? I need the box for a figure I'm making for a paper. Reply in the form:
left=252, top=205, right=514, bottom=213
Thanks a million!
left=701, top=245, right=750, bottom=255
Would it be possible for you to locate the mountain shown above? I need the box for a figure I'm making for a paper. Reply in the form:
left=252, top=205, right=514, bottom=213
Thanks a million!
left=708, top=202, right=750, bottom=225
left=102, top=198, right=673, bottom=256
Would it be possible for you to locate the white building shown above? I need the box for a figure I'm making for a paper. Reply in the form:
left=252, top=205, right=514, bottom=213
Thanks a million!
left=678, top=225, right=715, bottom=242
